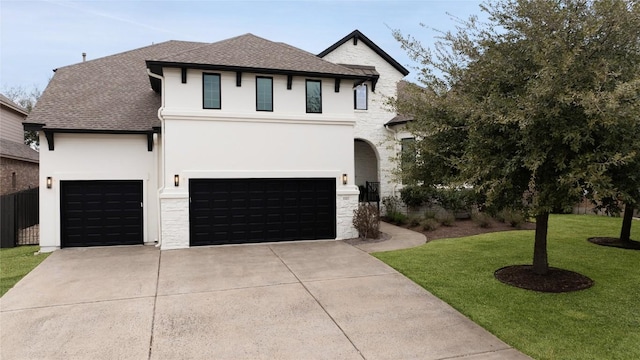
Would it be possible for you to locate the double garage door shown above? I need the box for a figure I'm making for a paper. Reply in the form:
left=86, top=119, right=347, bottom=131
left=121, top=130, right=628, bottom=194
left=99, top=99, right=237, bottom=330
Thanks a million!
left=59, top=178, right=336, bottom=248
left=190, top=178, right=336, bottom=246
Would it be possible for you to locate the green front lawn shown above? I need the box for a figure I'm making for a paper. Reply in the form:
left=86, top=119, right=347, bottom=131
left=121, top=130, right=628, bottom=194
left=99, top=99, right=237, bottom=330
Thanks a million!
left=0, top=246, right=49, bottom=297
left=374, top=215, right=640, bottom=360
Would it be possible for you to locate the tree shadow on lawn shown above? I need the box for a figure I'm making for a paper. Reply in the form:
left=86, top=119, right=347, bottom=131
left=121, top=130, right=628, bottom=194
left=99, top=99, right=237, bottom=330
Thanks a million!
left=587, top=237, right=640, bottom=250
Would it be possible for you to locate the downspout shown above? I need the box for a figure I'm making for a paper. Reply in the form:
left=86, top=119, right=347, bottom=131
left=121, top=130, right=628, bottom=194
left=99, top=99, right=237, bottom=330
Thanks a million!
left=147, top=69, right=166, bottom=248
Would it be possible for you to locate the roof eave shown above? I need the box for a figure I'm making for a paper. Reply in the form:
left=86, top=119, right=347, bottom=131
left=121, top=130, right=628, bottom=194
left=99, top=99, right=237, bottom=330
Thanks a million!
left=145, top=60, right=370, bottom=81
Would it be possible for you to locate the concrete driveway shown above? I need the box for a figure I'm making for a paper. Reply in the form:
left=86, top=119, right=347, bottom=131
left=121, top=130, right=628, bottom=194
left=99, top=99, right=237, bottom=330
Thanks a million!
left=1, top=240, right=530, bottom=360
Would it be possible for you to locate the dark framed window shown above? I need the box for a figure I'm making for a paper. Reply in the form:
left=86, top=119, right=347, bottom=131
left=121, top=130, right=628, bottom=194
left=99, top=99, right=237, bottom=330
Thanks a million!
left=306, top=80, right=322, bottom=113
left=256, top=76, right=273, bottom=111
left=401, top=138, right=416, bottom=171
left=354, top=84, right=367, bottom=110
left=203, top=73, right=221, bottom=109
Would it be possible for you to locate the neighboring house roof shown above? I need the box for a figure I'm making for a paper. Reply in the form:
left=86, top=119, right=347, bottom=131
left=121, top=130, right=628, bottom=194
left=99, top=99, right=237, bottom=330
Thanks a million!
left=0, top=138, right=39, bottom=163
left=0, top=94, right=29, bottom=116
left=146, top=33, right=368, bottom=86
left=26, top=40, right=206, bottom=132
left=318, top=30, right=410, bottom=77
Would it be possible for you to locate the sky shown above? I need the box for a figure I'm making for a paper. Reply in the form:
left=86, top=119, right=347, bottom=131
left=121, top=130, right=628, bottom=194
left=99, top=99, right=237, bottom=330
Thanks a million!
left=1, top=0, right=485, bottom=92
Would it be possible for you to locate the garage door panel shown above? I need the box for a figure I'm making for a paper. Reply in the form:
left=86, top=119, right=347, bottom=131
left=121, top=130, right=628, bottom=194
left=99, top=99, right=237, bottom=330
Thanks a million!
left=61, top=180, right=143, bottom=248
left=190, top=178, right=336, bottom=246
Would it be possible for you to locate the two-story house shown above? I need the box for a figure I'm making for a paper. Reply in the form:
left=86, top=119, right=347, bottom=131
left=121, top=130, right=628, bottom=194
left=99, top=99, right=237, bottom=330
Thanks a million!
left=25, top=30, right=409, bottom=252
left=0, top=94, right=39, bottom=196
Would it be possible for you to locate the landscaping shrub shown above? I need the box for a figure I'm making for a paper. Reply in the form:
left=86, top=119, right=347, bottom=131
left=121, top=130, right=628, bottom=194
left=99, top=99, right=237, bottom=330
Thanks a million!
left=435, top=211, right=456, bottom=226
left=382, top=195, right=402, bottom=216
left=408, top=216, right=422, bottom=227
left=352, top=203, right=380, bottom=239
left=387, top=211, right=408, bottom=225
left=421, top=218, right=440, bottom=231
left=399, top=185, right=436, bottom=208
left=424, top=209, right=438, bottom=219
left=499, top=209, right=526, bottom=228
left=382, top=196, right=408, bottom=225
left=437, top=187, right=478, bottom=214
left=472, top=212, right=492, bottom=228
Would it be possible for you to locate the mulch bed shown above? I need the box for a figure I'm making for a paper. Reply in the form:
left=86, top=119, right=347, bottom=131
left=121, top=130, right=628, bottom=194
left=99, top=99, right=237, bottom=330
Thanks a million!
left=402, top=218, right=536, bottom=242
left=587, top=237, right=640, bottom=250
left=495, top=265, right=594, bottom=293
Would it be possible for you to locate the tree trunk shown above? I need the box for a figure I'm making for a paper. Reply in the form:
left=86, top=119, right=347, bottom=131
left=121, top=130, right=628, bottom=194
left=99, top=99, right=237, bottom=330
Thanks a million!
left=532, top=212, right=550, bottom=275
left=620, top=203, right=634, bottom=243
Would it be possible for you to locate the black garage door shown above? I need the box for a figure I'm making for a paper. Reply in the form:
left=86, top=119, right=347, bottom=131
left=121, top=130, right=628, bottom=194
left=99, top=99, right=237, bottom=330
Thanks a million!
left=60, top=180, right=143, bottom=248
left=190, top=178, right=336, bottom=246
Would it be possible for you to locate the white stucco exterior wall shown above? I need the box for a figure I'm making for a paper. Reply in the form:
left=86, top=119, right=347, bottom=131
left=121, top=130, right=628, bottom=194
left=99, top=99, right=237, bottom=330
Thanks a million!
left=157, top=68, right=360, bottom=249
left=320, top=39, right=407, bottom=201
left=38, top=133, right=158, bottom=252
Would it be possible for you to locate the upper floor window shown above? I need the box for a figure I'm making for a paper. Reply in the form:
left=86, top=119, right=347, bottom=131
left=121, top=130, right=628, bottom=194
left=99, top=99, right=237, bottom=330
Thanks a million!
left=203, top=73, right=221, bottom=109
left=256, top=77, right=273, bottom=111
left=354, top=84, right=367, bottom=110
left=306, top=80, right=322, bottom=113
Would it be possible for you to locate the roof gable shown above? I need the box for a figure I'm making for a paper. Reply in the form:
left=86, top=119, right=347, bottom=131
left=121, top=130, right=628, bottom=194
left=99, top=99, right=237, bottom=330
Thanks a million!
left=147, top=34, right=365, bottom=79
left=318, top=30, right=409, bottom=77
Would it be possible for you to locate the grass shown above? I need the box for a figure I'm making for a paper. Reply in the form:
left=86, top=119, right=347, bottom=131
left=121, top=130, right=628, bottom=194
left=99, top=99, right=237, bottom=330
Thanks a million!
left=374, top=214, right=640, bottom=360
left=0, top=246, right=49, bottom=297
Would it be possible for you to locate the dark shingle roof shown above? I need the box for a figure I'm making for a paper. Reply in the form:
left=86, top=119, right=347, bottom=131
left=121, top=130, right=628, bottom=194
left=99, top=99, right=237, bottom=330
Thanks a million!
left=26, top=41, right=206, bottom=131
left=0, top=139, right=39, bottom=163
left=148, top=34, right=364, bottom=78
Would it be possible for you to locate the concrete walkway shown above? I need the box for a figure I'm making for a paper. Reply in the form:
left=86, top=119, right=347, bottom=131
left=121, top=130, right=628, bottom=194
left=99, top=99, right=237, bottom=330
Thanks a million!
left=348, top=221, right=428, bottom=253
left=1, top=240, right=530, bottom=360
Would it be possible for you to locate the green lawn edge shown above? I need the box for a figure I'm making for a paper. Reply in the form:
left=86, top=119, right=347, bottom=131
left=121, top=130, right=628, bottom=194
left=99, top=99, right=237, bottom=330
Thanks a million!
left=374, top=214, right=640, bottom=360
left=0, top=246, right=50, bottom=297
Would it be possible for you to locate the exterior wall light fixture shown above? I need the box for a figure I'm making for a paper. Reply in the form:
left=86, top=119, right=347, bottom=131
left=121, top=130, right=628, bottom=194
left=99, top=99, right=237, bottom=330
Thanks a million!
left=174, top=174, right=180, bottom=187
left=342, top=173, right=348, bottom=185
left=46, top=177, right=52, bottom=189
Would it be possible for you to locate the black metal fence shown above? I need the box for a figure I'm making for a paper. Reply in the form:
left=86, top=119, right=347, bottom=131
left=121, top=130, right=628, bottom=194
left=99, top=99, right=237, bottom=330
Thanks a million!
left=1, top=187, right=39, bottom=248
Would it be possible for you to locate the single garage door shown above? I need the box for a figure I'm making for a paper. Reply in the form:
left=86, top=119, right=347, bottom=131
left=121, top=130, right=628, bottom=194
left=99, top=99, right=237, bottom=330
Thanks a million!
left=60, top=180, right=143, bottom=247
left=190, top=178, right=336, bottom=246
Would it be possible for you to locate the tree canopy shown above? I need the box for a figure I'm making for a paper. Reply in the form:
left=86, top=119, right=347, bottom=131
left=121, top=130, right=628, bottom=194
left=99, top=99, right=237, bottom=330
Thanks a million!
left=394, top=0, right=640, bottom=274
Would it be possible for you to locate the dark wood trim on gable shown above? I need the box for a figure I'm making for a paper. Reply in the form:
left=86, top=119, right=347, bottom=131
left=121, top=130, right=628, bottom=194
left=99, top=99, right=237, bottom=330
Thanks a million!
left=287, top=75, right=293, bottom=90
left=334, top=78, right=340, bottom=93
left=317, top=30, right=410, bottom=76
left=236, top=72, right=242, bottom=87
left=181, top=68, right=187, bottom=83
left=147, top=133, right=154, bottom=151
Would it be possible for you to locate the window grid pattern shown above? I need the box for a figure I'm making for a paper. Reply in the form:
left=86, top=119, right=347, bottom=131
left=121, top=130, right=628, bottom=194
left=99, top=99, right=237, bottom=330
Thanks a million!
left=203, top=73, right=221, bottom=109
left=256, top=77, right=273, bottom=111
left=354, top=84, right=367, bottom=110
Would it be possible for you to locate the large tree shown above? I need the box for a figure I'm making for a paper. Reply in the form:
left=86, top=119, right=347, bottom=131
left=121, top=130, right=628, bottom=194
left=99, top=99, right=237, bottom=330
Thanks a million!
left=394, top=0, right=640, bottom=275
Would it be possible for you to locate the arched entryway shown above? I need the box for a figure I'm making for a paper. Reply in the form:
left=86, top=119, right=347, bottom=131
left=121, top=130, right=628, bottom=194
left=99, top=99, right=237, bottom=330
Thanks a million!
left=354, top=139, right=380, bottom=202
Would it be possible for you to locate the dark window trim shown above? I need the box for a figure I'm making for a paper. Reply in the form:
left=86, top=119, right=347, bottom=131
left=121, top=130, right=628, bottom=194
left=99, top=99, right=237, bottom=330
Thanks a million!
left=305, top=79, right=322, bottom=114
left=354, top=84, right=368, bottom=110
left=202, top=73, right=221, bottom=110
left=256, top=76, right=274, bottom=112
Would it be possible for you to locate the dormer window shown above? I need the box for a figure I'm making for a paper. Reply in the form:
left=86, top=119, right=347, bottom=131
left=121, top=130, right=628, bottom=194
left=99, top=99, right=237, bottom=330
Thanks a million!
left=354, top=84, right=367, bottom=110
